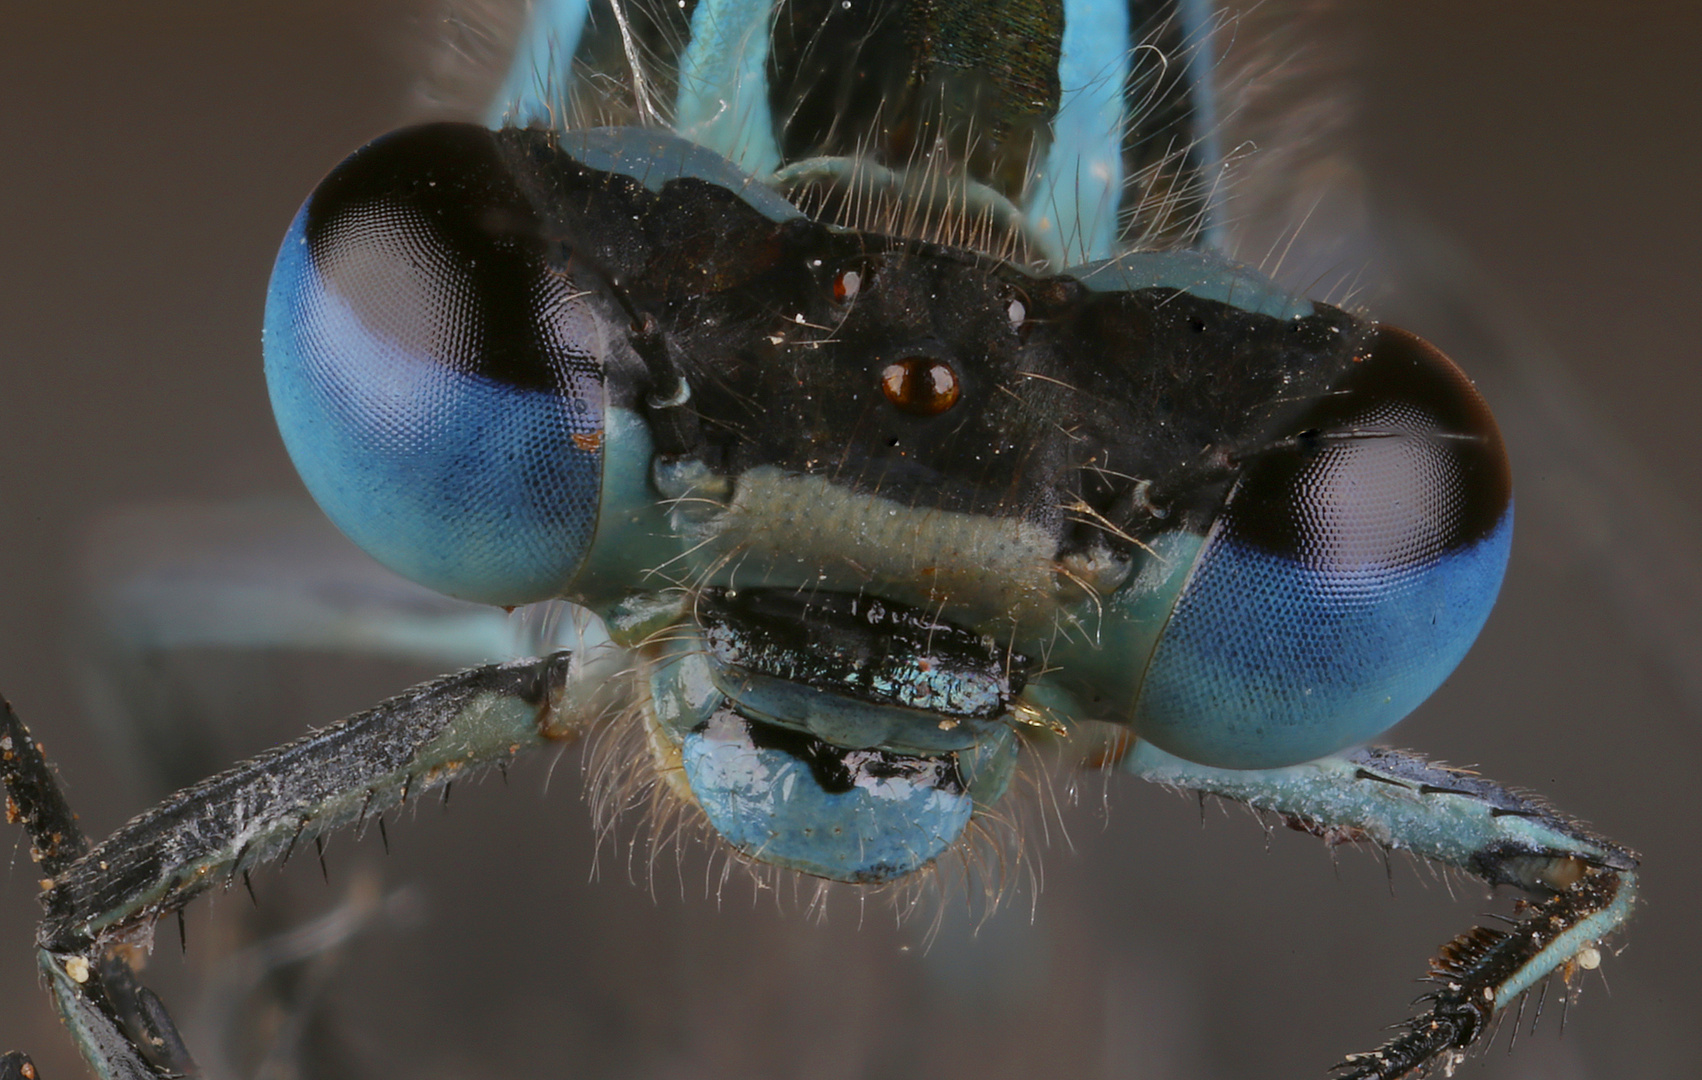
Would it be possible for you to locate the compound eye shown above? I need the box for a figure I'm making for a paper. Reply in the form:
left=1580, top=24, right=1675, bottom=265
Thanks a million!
left=1136, top=327, right=1514, bottom=768
left=263, top=123, right=607, bottom=606
left=881, top=357, right=961, bottom=415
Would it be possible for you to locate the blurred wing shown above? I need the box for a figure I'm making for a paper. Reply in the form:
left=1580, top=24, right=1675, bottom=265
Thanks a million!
left=464, top=0, right=1232, bottom=262
left=78, top=498, right=601, bottom=790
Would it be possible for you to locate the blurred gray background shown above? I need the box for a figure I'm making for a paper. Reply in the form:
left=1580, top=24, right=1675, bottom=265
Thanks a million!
left=2, top=3, right=1698, bottom=1078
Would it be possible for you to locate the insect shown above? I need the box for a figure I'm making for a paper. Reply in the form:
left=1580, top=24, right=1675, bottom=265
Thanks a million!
left=3, top=2, right=1688, bottom=1080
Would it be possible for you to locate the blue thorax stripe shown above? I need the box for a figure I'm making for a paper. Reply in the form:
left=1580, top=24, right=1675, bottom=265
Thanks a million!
left=484, top=1, right=1229, bottom=260
left=1025, top=0, right=1132, bottom=265
left=486, top=0, right=594, bottom=128
left=674, top=0, right=783, bottom=177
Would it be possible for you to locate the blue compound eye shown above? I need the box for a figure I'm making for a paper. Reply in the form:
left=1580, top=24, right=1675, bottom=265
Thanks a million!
left=264, top=124, right=607, bottom=605
left=1135, top=327, right=1514, bottom=769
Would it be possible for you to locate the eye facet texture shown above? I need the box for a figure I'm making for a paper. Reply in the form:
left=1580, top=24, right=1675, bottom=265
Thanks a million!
left=264, top=125, right=606, bottom=605
left=1135, top=327, right=1515, bottom=768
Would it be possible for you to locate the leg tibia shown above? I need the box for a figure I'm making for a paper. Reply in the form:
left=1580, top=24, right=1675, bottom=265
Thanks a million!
left=40, top=653, right=595, bottom=950
left=1123, top=740, right=1637, bottom=1079
left=4, top=651, right=614, bottom=1080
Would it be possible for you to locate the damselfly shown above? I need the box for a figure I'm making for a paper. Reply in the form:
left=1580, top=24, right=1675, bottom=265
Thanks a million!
left=0, top=2, right=1695, bottom=1080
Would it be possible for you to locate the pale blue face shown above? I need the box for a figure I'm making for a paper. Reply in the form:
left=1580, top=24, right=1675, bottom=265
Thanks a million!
left=262, top=2, right=1511, bottom=883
